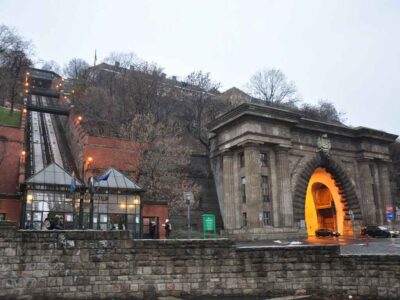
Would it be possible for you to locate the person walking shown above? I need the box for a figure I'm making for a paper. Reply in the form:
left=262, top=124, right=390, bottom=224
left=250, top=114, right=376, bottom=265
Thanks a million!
left=164, top=219, right=172, bottom=239
left=149, top=221, right=156, bottom=239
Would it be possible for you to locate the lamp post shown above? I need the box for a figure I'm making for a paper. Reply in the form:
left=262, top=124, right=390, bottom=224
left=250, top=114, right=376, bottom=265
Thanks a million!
left=82, top=156, right=92, bottom=183
left=81, top=157, right=93, bottom=229
left=89, top=176, right=94, bottom=229
left=183, top=192, right=194, bottom=239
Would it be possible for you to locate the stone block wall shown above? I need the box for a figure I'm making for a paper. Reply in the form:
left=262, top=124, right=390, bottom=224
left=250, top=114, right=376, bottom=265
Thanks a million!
left=1, top=222, right=400, bottom=299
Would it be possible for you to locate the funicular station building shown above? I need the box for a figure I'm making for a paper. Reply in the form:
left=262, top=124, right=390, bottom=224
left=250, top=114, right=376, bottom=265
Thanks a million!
left=0, top=67, right=168, bottom=239
left=209, top=103, right=398, bottom=239
left=22, top=164, right=144, bottom=238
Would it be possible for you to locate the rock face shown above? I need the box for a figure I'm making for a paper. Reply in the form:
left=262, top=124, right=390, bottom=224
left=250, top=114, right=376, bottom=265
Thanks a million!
left=1, top=225, right=400, bottom=299
left=209, top=103, right=398, bottom=239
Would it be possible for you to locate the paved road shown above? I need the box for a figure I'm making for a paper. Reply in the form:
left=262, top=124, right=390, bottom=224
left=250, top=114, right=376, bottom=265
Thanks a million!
left=237, top=236, right=400, bottom=255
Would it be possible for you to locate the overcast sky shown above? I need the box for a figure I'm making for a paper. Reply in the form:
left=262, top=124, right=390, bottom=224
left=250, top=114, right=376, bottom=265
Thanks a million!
left=1, top=0, right=399, bottom=135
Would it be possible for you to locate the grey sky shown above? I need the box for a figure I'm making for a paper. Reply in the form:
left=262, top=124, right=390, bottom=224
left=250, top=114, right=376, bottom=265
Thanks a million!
left=1, top=0, right=399, bottom=135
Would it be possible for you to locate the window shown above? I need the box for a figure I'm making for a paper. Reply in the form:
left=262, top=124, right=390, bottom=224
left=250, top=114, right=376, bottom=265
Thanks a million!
left=241, top=177, right=246, bottom=203
left=239, top=153, right=245, bottom=168
left=261, top=176, right=270, bottom=202
left=260, top=152, right=268, bottom=167
left=263, top=211, right=271, bottom=226
left=0, top=213, right=5, bottom=221
left=242, top=212, right=247, bottom=227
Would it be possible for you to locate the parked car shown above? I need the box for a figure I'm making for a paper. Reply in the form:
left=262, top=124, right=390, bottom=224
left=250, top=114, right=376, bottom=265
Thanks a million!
left=361, top=225, right=399, bottom=238
left=315, top=228, right=341, bottom=237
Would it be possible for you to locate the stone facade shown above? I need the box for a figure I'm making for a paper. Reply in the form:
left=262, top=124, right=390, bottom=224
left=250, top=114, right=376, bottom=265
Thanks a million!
left=209, top=104, right=398, bottom=239
left=1, top=222, right=400, bottom=299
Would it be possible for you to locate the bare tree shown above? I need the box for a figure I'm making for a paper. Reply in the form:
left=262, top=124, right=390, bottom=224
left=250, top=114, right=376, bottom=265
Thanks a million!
left=0, top=25, right=17, bottom=54
left=181, top=71, right=222, bottom=150
left=41, top=60, right=61, bottom=75
left=247, top=68, right=299, bottom=105
left=120, top=113, right=200, bottom=212
left=0, top=24, right=32, bottom=113
left=74, top=59, right=169, bottom=135
left=300, top=100, right=346, bottom=124
left=63, top=58, right=89, bottom=80
left=103, top=51, right=140, bottom=69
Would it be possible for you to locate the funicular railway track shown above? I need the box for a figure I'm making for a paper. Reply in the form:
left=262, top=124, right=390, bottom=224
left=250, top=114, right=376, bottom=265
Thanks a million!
left=28, top=94, right=64, bottom=175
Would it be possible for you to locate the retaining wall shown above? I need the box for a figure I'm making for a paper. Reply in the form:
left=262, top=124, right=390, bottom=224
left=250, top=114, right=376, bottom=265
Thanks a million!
left=0, top=222, right=399, bottom=299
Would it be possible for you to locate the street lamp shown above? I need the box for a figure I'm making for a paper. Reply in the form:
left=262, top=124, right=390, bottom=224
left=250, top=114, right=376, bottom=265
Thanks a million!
left=76, top=116, right=83, bottom=125
left=183, top=192, right=194, bottom=239
left=82, top=156, right=92, bottom=182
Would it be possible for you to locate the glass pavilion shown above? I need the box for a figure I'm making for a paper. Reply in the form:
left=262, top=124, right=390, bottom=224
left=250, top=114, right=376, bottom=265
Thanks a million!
left=85, top=167, right=144, bottom=237
left=23, top=164, right=144, bottom=238
left=23, top=163, right=84, bottom=230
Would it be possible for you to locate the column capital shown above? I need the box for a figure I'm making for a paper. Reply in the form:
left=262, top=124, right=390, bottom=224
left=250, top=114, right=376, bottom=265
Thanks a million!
left=377, top=159, right=392, bottom=164
left=274, top=145, right=292, bottom=153
left=221, top=149, right=234, bottom=156
left=357, top=156, right=391, bottom=164
left=237, top=140, right=263, bottom=149
left=356, top=157, right=373, bottom=163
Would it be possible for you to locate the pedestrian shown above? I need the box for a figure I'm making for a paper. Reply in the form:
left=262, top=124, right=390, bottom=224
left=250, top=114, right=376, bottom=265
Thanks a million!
left=42, top=218, right=50, bottom=230
left=149, top=221, right=156, bottom=239
left=55, top=216, right=64, bottom=229
left=48, top=216, right=57, bottom=230
left=163, top=219, right=172, bottom=239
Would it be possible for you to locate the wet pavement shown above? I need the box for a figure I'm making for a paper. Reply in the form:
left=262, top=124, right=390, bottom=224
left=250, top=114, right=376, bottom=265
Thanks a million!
left=237, top=236, right=400, bottom=255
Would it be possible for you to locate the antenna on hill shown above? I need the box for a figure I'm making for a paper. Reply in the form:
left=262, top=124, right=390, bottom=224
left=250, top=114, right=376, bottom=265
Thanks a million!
left=94, top=49, right=97, bottom=67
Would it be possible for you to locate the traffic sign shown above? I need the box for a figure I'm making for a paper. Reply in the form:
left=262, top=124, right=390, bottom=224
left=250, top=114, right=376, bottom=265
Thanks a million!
left=387, top=212, right=394, bottom=221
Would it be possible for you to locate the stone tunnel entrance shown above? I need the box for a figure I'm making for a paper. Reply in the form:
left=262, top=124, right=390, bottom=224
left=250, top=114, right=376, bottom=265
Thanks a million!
left=305, top=167, right=353, bottom=237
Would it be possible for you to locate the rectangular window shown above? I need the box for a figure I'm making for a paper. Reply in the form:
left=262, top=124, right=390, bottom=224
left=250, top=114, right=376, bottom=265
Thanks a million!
left=260, top=152, right=268, bottom=167
left=239, top=153, right=245, bottom=168
left=242, top=212, right=247, bottom=227
left=261, top=176, right=270, bottom=202
left=241, top=177, right=246, bottom=203
left=0, top=213, right=5, bottom=221
left=263, top=211, right=271, bottom=226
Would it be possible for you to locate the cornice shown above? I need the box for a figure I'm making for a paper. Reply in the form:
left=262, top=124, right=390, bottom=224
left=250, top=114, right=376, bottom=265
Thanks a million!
left=209, top=103, right=398, bottom=143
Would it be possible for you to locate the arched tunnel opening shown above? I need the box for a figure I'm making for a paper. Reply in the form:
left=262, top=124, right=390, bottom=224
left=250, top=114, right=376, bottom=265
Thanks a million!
left=305, top=167, right=353, bottom=237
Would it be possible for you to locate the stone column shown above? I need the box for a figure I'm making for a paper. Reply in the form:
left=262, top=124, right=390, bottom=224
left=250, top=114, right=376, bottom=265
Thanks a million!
left=357, top=159, right=377, bottom=224
left=222, top=152, right=236, bottom=229
left=275, top=146, right=293, bottom=227
left=269, top=151, right=280, bottom=227
left=378, top=161, right=392, bottom=224
left=244, top=144, right=262, bottom=228
left=369, top=162, right=383, bottom=224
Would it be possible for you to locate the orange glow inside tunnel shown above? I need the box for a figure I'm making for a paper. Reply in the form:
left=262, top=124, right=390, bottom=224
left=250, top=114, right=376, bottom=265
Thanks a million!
left=305, top=167, right=351, bottom=236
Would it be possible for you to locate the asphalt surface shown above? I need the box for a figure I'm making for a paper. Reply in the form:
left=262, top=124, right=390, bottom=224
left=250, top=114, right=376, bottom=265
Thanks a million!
left=236, top=236, right=400, bottom=255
